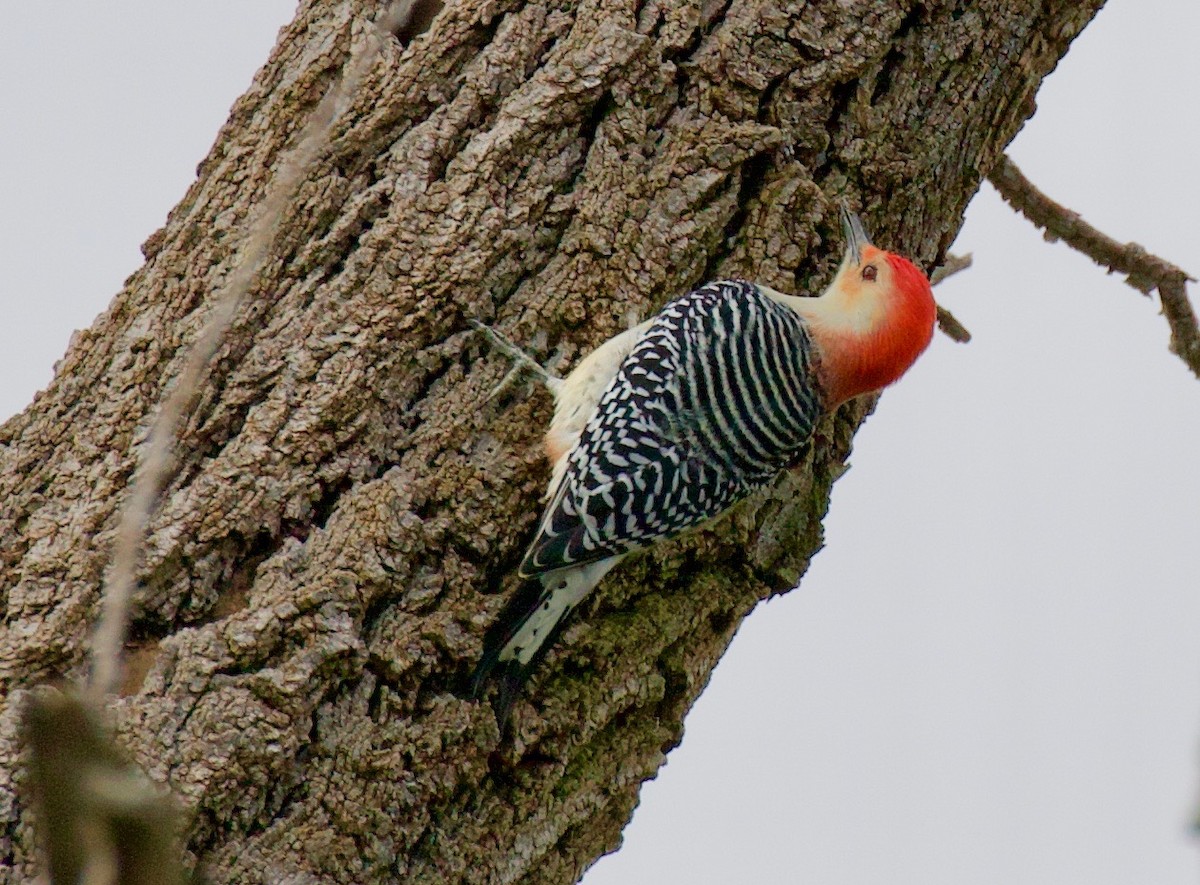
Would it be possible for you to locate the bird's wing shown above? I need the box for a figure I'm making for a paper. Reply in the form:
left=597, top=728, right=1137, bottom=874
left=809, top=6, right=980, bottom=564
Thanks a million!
left=519, top=280, right=823, bottom=577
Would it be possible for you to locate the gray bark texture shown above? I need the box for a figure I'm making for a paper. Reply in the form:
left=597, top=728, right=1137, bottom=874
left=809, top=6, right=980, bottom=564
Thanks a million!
left=0, top=0, right=1103, bottom=881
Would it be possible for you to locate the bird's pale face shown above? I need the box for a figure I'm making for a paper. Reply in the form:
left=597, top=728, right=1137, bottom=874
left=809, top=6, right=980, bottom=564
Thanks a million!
left=828, top=243, right=896, bottom=334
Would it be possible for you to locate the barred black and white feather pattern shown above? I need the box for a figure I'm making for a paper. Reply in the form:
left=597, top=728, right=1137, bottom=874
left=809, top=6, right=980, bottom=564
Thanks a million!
left=520, top=279, right=824, bottom=577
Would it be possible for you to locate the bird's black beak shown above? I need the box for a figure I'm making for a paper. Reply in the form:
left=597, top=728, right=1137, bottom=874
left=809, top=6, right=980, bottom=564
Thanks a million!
left=839, top=202, right=871, bottom=265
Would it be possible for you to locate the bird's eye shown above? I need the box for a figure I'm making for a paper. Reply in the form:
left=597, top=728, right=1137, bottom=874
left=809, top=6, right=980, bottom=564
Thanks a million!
left=861, top=264, right=878, bottom=282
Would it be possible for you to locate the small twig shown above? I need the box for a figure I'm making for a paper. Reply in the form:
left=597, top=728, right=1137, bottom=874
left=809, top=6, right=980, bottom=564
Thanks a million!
left=934, top=305, right=971, bottom=343
left=89, top=3, right=413, bottom=702
left=930, top=252, right=972, bottom=286
left=988, top=154, right=1200, bottom=379
left=930, top=252, right=973, bottom=343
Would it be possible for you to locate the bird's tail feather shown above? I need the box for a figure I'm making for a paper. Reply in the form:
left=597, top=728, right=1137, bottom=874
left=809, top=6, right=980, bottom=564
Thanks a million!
left=471, top=559, right=619, bottom=729
left=471, top=576, right=544, bottom=695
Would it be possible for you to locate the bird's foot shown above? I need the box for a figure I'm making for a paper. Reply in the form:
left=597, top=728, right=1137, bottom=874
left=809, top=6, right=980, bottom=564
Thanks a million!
left=469, top=319, right=564, bottom=398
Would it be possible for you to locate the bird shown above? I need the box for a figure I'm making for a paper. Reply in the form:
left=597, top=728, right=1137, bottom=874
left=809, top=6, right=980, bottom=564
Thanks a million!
left=470, top=203, right=937, bottom=726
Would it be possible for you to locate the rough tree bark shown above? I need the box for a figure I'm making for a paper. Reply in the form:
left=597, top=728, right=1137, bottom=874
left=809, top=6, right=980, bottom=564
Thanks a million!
left=0, top=0, right=1103, bottom=881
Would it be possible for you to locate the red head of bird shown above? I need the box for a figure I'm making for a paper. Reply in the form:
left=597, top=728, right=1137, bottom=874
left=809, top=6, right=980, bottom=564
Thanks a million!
left=791, top=205, right=937, bottom=407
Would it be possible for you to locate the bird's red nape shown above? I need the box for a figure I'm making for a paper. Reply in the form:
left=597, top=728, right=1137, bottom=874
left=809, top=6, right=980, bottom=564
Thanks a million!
left=884, top=251, right=938, bottom=359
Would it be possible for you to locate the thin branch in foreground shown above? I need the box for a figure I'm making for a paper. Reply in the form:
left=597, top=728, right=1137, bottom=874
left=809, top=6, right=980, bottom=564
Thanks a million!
left=88, top=3, right=411, bottom=702
left=988, top=154, right=1200, bottom=379
left=32, top=8, right=419, bottom=881
left=25, top=690, right=186, bottom=885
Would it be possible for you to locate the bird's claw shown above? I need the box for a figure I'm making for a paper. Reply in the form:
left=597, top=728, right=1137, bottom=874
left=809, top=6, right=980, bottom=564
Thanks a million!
left=469, top=319, right=563, bottom=396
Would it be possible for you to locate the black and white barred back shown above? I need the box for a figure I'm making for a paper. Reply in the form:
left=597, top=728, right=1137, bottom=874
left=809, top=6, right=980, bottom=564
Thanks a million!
left=521, top=280, right=825, bottom=577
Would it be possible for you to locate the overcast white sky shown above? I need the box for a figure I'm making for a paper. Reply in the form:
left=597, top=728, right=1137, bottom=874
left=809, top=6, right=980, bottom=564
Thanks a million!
left=1, top=2, right=1197, bottom=884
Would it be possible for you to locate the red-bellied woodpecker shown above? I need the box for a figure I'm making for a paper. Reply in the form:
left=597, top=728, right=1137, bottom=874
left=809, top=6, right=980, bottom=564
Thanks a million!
left=471, top=204, right=936, bottom=724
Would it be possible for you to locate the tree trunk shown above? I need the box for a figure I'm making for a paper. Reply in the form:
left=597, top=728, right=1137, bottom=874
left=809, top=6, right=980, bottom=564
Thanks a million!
left=0, top=0, right=1102, bottom=881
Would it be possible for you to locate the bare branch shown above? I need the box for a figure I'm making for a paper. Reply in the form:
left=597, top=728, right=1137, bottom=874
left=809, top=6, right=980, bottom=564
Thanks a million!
left=88, top=6, right=411, bottom=701
left=988, top=154, right=1200, bottom=379
left=931, top=252, right=973, bottom=285
left=931, top=252, right=973, bottom=343
left=935, top=305, right=972, bottom=343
